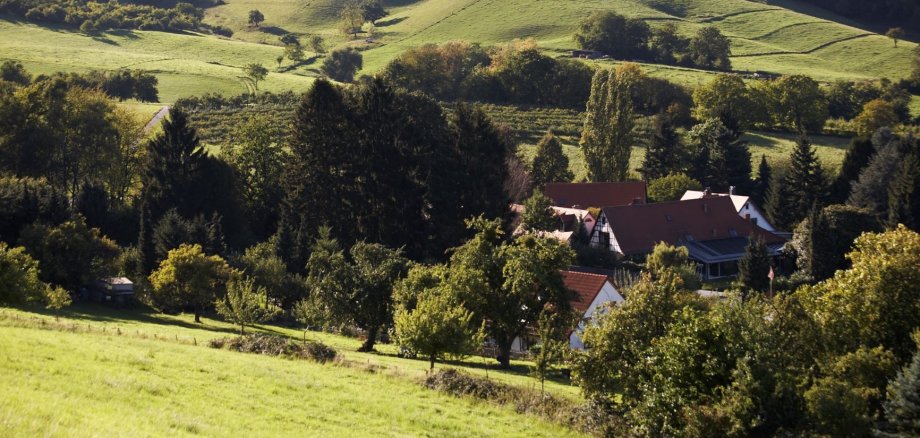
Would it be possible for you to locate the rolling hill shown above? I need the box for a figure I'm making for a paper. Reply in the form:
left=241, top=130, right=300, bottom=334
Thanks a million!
left=0, top=0, right=916, bottom=101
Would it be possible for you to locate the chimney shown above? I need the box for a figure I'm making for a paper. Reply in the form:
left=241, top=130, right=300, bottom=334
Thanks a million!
left=729, top=186, right=736, bottom=195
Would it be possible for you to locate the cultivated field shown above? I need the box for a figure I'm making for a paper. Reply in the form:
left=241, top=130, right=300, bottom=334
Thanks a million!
left=0, top=305, right=582, bottom=437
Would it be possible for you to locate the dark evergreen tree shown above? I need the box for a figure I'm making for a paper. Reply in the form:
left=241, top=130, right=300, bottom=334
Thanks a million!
left=751, top=155, right=772, bottom=206
left=530, top=130, right=572, bottom=188
left=152, top=209, right=192, bottom=261
left=830, top=137, right=876, bottom=204
left=849, top=131, right=902, bottom=216
left=776, top=135, right=827, bottom=229
left=688, top=118, right=751, bottom=193
left=803, top=206, right=833, bottom=280
left=888, top=153, right=920, bottom=230
left=140, top=108, right=204, bottom=221
left=640, top=113, right=684, bottom=181
left=452, top=103, right=510, bottom=225
left=878, top=349, right=920, bottom=437
left=739, top=236, right=771, bottom=294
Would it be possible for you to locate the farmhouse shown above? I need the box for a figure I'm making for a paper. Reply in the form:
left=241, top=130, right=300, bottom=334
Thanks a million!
left=510, top=204, right=597, bottom=242
left=681, top=188, right=778, bottom=232
left=590, top=196, right=786, bottom=279
left=511, top=269, right=623, bottom=353
left=544, top=182, right=647, bottom=209
left=564, top=270, right=623, bottom=350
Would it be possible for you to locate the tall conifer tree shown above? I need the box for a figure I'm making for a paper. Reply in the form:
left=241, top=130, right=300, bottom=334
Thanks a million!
left=530, top=130, right=572, bottom=188
left=640, top=113, right=684, bottom=181
left=775, top=134, right=826, bottom=229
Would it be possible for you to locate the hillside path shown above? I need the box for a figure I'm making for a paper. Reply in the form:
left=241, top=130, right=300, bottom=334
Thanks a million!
left=144, top=105, right=170, bottom=134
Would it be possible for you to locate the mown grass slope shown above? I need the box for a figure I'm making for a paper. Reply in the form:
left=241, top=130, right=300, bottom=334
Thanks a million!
left=1, top=0, right=915, bottom=102
left=0, top=306, right=583, bottom=437
left=0, top=18, right=316, bottom=102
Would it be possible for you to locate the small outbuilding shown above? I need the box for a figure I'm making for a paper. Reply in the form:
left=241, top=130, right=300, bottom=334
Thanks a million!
left=91, top=277, right=135, bottom=305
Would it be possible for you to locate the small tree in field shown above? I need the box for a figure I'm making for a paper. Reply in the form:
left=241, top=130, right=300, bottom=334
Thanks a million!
left=148, top=244, right=232, bottom=323
left=394, top=280, right=482, bottom=370
left=248, top=9, right=264, bottom=28
left=321, top=48, right=363, bottom=82
left=886, top=27, right=905, bottom=48
left=308, top=35, right=327, bottom=54
left=340, top=3, right=364, bottom=38
left=242, top=63, right=268, bottom=92
left=532, top=305, right=573, bottom=395
left=215, top=276, right=278, bottom=335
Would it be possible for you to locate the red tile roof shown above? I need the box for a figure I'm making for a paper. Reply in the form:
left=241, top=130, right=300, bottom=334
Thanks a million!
left=544, top=182, right=647, bottom=209
left=600, top=196, right=785, bottom=255
left=563, top=270, right=610, bottom=315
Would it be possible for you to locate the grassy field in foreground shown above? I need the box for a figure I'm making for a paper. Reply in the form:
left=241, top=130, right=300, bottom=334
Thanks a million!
left=0, top=305, right=580, bottom=399
left=0, top=322, right=581, bottom=437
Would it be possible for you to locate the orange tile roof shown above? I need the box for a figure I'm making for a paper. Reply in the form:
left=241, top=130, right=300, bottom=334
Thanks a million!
left=600, top=196, right=785, bottom=255
left=545, top=182, right=647, bottom=209
left=563, top=270, right=610, bottom=315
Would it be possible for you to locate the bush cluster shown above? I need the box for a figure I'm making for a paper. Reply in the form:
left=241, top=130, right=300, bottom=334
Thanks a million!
left=209, top=333, right=337, bottom=363
left=0, top=0, right=209, bottom=34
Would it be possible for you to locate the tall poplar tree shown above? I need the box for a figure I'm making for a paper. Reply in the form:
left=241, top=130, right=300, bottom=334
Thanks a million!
left=751, top=155, right=772, bottom=206
left=581, top=63, right=642, bottom=182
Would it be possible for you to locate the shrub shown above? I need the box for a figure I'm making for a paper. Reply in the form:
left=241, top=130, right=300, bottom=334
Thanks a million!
left=209, top=333, right=337, bottom=363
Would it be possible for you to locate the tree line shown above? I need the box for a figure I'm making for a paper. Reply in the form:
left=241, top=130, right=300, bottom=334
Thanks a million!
left=575, top=12, right=733, bottom=70
left=0, top=0, right=233, bottom=35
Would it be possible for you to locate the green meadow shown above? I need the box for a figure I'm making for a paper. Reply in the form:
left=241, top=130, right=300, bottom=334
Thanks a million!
left=0, top=305, right=582, bottom=437
left=1, top=0, right=916, bottom=102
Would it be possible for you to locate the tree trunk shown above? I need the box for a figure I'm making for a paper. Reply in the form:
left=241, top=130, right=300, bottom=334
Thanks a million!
left=194, top=309, right=201, bottom=323
left=497, top=340, right=512, bottom=369
left=358, top=325, right=378, bottom=352
left=240, top=324, right=245, bottom=336
left=430, top=355, right=435, bottom=371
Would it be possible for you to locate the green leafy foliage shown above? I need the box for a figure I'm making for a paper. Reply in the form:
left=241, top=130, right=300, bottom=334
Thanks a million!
left=148, top=243, right=233, bottom=322
left=0, top=242, right=67, bottom=308
left=393, top=265, right=481, bottom=369
left=647, top=172, right=702, bottom=202
left=215, top=276, right=279, bottom=335
left=519, top=191, right=557, bottom=232
left=581, top=63, right=642, bottom=182
left=18, top=215, right=120, bottom=290
left=321, top=48, right=363, bottom=83
left=302, top=228, right=408, bottom=352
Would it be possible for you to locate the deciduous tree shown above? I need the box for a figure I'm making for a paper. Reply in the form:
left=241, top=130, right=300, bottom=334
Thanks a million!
left=321, top=48, right=363, bottom=82
left=581, top=63, right=642, bottom=182
left=519, top=191, right=557, bottom=232
left=148, top=243, right=233, bottom=323
left=215, top=276, right=278, bottom=335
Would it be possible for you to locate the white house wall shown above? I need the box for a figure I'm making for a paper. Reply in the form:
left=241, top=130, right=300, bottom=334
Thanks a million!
left=569, top=282, right=625, bottom=350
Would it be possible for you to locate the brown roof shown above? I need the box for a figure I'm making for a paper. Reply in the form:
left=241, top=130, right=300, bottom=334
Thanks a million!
left=600, top=196, right=785, bottom=255
left=563, top=270, right=610, bottom=315
left=544, top=182, right=647, bottom=209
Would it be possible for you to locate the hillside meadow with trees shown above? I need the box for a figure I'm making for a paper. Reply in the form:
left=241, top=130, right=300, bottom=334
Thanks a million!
left=2, top=0, right=920, bottom=435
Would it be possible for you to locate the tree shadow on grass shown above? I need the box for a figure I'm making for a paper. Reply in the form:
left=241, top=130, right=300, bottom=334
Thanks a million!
left=15, top=302, right=240, bottom=337
left=259, top=25, right=289, bottom=36
left=375, top=16, right=407, bottom=27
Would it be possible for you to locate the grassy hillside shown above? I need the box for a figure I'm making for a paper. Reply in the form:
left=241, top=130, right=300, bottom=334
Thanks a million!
left=0, top=19, right=316, bottom=102
left=1, top=0, right=916, bottom=102
left=0, top=306, right=582, bottom=437
left=207, top=0, right=915, bottom=84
